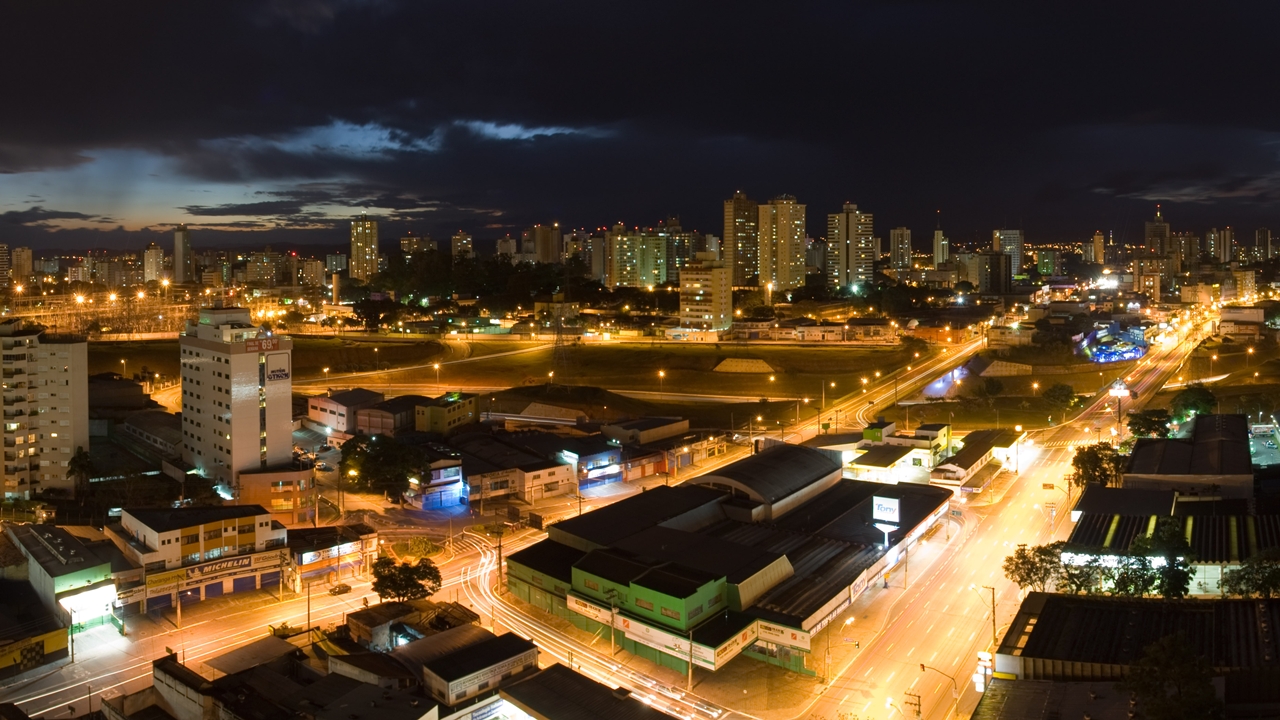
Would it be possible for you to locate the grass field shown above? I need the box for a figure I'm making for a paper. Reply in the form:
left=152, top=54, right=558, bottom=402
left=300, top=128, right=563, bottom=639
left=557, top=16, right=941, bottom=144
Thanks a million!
left=90, top=337, right=448, bottom=379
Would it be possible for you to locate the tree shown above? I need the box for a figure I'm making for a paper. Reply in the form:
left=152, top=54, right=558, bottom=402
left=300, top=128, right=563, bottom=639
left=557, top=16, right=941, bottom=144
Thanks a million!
left=1057, top=553, right=1104, bottom=594
left=1042, top=383, right=1077, bottom=421
left=371, top=557, right=442, bottom=602
left=1132, top=517, right=1194, bottom=599
left=1221, top=549, right=1280, bottom=598
left=1070, top=443, right=1124, bottom=488
left=1128, top=408, right=1172, bottom=438
left=339, top=433, right=417, bottom=502
left=1121, top=634, right=1224, bottom=720
left=1003, top=543, right=1061, bottom=592
left=1170, top=384, right=1215, bottom=421
left=1110, top=554, right=1158, bottom=597
left=68, top=447, right=94, bottom=505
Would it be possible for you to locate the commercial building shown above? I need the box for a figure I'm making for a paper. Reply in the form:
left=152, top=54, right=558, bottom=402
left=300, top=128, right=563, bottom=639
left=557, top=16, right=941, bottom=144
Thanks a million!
left=677, top=252, right=732, bottom=333
left=5, top=523, right=119, bottom=629
left=889, top=227, right=912, bottom=270
left=106, top=505, right=288, bottom=612
left=358, top=395, right=429, bottom=437
left=507, top=445, right=952, bottom=678
left=180, top=305, right=308, bottom=524
left=1124, top=414, right=1253, bottom=497
left=285, top=523, right=378, bottom=589
left=826, top=203, right=875, bottom=291
left=757, top=195, right=806, bottom=291
left=173, top=225, right=194, bottom=284
left=449, top=433, right=574, bottom=505
left=0, top=320, right=89, bottom=500
left=723, top=191, right=759, bottom=286
left=349, top=215, right=379, bottom=281
left=992, top=229, right=1024, bottom=274
left=308, top=388, right=384, bottom=435
left=930, top=428, right=1023, bottom=495
left=413, top=392, right=478, bottom=436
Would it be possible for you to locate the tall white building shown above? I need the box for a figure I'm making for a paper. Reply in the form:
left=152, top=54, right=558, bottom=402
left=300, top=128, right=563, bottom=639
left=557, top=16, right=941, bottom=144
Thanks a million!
left=993, top=229, right=1024, bottom=274
left=757, top=195, right=806, bottom=291
left=301, top=259, right=326, bottom=286
left=606, top=225, right=667, bottom=287
left=723, top=191, right=759, bottom=286
left=10, top=247, right=32, bottom=286
left=932, top=230, right=949, bottom=267
left=890, top=227, right=912, bottom=269
left=826, top=203, right=875, bottom=291
left=180, top=306, right=295, bottom=505
left=143, top=243, right=165, bottom=283
left=678, top=252, right=732, bottom=331
left=349, top=216, right=379, bottom=281
left=0, top=320, right=88, bottom=500
left=174, top=225, right=194, bottom=284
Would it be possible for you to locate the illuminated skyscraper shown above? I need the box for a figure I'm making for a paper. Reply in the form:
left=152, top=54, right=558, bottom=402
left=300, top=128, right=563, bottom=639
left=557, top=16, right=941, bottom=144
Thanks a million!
left=757, top=195, right=806, bottom=291
left=890, top=227, right=912, bottom=270
left=826, top=203, right=875, bottom=290
left=933, top=229, right=949, bottom=267
left=722, top=191, right=759, bottom=286
left=1144, top=205, right=1170, bottom=254
left=349, top=215, right=379, bottom=280
left=993, top=229, right=1024, bottom=273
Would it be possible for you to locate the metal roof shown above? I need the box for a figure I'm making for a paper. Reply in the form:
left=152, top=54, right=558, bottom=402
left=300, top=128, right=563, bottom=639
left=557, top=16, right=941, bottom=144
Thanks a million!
left=501, top=664, right=674, bottom=720
left=1126, top=414, right=1252, bottom=476
left=694, top=444, right=840, bottom=504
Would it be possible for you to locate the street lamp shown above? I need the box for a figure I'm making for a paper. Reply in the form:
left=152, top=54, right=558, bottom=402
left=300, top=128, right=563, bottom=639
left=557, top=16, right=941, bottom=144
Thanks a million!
left=1211, top=353, right=1218, bottom=378
left=659, top=370, right=665, bottom=396
left=1014, top=425, right=1022, bottom=474
left=970, top=584, right=997, bottom=648
left=750, top=415, right=762, bottom=454
left=434, top=363, right=441, bottom=390
left=120, top=359, right=127, bottom=380
left=323, top=367, right=330, bottom=384
left=920, top=664, right=960, bottom=718
left=1032, top=381, right=1039, bottom=396
left=1249, top=347, right=1255, bottom=367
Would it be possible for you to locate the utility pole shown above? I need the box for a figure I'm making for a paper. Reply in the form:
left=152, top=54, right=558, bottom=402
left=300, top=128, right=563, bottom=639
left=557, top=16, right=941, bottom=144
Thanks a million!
left=686, top=630, right=694, bottom=692
left=904, top=691, right=922, bottom=719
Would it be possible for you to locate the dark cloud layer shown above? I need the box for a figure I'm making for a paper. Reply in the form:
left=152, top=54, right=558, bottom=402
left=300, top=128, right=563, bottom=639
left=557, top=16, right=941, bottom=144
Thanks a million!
left=4, top=1, right=1280, bottom=250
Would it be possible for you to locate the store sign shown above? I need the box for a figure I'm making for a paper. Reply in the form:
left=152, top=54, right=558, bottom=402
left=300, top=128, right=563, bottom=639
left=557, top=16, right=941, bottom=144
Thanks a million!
left=618, top=616, right=716, bottom=669
left=186, top=556, right=252, bottom=582
left=245, top=337, right=279, bottom=353
left=756, top=620, right=811, bottom=651
left=300, top=541, right=360, bottom=566
left=266, top=353, right=290, bottom=381
left=872, top=496, right=900, bottom=524
left=116, top=584, right=147, bottom=604
left=566, top=594, right=611, bottom=624
left=145, top=569, right=185, bottom=589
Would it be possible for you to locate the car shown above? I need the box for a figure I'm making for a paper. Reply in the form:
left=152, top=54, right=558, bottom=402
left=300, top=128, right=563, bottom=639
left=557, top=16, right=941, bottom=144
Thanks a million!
left=317, top=462, right=332, bottom=472
left=328, top=583, right=352, bottom=596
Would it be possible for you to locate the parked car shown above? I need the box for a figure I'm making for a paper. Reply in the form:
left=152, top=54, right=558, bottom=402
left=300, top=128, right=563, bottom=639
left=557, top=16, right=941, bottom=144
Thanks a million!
left=328, top=583, right=352, bottom=596
left=317, top=462, right=332, bottom=472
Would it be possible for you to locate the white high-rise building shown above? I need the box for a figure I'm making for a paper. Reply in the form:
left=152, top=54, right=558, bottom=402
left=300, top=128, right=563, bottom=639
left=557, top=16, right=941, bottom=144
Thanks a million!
left=826, top=203, right=875, bottom=291
left=349, top=215, right=379, bottom=281
left=679, top=252, right=732, bottom=332
left=933, top=230, right=949, bottom=267
left=723, top=191, right=759, bottom=286
left=143, top=243, right=165, bottom=283
left=890, top=227, right=912, bottom=270
left=174, top=225, right=194, bottom=284
left=301, top=259, right=326, bottom=286
left=0, top=320, right=88, bottom=500
left=181, top=306, right=303, bottom=521
left=606, top=225, right=667, bottom=287
left=10, top=247, right=32, bottom=286
left=757, top=195, right=806, bottom=291
left=993, top=229, right=1024, bottom=274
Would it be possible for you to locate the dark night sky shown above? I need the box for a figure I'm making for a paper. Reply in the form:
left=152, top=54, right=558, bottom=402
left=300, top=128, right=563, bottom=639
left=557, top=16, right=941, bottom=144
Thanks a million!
left=3, top=1, right=1280, bottom=252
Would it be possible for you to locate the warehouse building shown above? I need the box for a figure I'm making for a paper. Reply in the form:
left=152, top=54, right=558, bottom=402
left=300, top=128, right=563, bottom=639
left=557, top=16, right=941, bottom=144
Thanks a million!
left=506, top=444, right=951, bottom=678
left=1124, top=413, right=1254, bottom=497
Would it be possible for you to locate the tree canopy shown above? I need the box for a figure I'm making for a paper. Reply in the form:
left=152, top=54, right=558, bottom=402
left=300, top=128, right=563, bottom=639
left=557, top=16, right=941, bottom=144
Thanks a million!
left=1131, top=516, right=1194, bottom=599
left=1070, top=443, right=1125, bottom=488
left=1128, top=408, right=1173, bottom=438
left=1121, top=634, right=1224, bottom=720
left=371, top=557, right=442, bottom=602
left=1002, top=543, right=1061, bottom=592
left=1170, top=384, right=1216, bottom=421
left=339, top=433, right=419, bottom=501
left=1221, top=549, right=1280, bottom=598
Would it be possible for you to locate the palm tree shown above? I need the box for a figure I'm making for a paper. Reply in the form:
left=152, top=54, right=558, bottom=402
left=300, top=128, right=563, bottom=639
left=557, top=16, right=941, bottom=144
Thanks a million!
left=68, top=447, right=94, bottom=505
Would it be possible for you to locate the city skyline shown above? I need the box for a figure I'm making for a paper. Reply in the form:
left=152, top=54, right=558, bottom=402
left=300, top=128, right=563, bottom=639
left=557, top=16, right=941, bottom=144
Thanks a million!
left=4, top=3, right=1280, bottom=250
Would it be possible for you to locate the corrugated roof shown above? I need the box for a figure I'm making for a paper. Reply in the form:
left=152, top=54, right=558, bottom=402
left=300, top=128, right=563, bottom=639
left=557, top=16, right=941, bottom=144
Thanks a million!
left=125, top=505, right=269, bottom=533
left=852, top=444, right=912, bottom=468
left=501, top=664, right=675, bottom=720
left=549, top=484, right=726, bottom=548
left=422, top=632, right=537, bottom=683
left=506, top=540, right=586, bottom=584
left=694, top=444, right=840, bottom=504
left=1127, top=414, right=1251, bottom=476
left=1073, top=485, right=1175, bottom=517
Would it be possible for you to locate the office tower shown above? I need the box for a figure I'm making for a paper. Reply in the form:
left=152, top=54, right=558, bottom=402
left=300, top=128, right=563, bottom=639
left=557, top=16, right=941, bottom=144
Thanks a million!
left=889, top=227, right=912, bottom=270
left=142, top=243, right=165, bottom=283
left=993, top=229, right=1024, bottom=273
left=349, top=215, right=379, bottom=280
left=0, top=320, right=88, bottom=500
left=757, top=195, right=807, bottom=291
left=181, top=306, right=299, bottom=512
left=174, top=225, right=194, bottom=284
left=679, top=252, right=733, bottom=331
left=10, top=247, right=31, bottom=285
left=451, top=232, right=474, bottom=260
left=826, top=203, right=875, bottom=290
left=1144, top=205, right=1170, bottom=254
left=933, top=230, right=949, bottom=267
left=723, top=191, right=759, bottom=286
left=325, top=254, right=347, bottom=273
left=523, top=224, right=561, bottom=264
left=399, top=233, right=436, bottom=255
left=1258, top=228, right=1274, bottom=260
left=301, top=259, right=326, bottom=286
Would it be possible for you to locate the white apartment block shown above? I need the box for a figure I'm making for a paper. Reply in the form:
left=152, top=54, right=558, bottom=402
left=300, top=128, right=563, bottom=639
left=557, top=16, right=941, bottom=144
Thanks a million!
left=827, top=203, right=875, bottom=290
left=758, top=195, right=806, bottom=291
left=890, top=227, right=912, bottom=270
left=679, top=252, right=732, bottom=331
left=0, top=320, right=89, bottom=500
left=180, top=306, right=293, bottom=495
left=301, top=259, right=326, bottom=286
left=349, top=216, right=379, bottom=281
